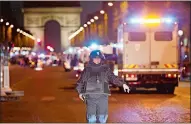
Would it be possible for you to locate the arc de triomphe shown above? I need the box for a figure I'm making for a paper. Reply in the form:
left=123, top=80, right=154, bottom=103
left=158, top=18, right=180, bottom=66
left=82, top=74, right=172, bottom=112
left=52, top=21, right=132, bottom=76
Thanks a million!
left=22, top=7, right=82, bottom=52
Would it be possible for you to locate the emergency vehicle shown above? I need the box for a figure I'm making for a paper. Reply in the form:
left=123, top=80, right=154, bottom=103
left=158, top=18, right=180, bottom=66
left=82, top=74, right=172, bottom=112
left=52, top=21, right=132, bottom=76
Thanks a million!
left=116, top=17, right=180, bottom=94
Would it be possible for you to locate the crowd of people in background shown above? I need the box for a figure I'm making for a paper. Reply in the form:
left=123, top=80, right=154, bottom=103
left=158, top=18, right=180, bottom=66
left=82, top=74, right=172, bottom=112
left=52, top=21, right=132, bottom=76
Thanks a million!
left=8, top=53, right=85, bottom=70
left=6, top=52, right=191, bottom=80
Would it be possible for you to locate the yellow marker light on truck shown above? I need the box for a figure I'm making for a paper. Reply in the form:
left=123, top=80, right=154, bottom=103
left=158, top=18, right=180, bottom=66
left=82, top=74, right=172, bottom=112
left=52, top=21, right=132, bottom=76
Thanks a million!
left=144, top=19, right=161, bottom=23
left=173, top=74, right=177, bottom=78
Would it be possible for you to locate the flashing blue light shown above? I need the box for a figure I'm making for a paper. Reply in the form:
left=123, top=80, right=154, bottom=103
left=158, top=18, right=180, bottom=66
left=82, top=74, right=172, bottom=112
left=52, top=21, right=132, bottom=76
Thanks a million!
left=166, top=18, right=172, bottom=23
left=130, top=18, right=142, bottom=23
left=90, top=43, right=98, bottom=49
left=162, top=18, right=173, bottom=23
left=129, top=17, right=174, bottom=24
left=69, top=47, right=73, bottom=53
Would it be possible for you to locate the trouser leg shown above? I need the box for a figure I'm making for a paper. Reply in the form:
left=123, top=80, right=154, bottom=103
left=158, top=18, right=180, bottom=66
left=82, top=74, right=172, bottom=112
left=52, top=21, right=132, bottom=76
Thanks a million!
left=97, top=95, right=108, bottom=123
left=86, top=96, right=97, bottom=123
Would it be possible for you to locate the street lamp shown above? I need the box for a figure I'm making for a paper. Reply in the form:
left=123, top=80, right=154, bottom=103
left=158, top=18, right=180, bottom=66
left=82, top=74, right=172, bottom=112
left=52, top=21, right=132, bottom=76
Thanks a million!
left=90, top=19, right=94, bottom=23
left=100, top=10, right=105, bottom=14
left=178, top=30, right=183, bottom=36
left=87, top=21, right=91, bottom=25
left=108, top=2, right=113, bottom=6
left=37, top=38, right=41, bottom=43
left=84, top=24, right=87, bottom=27
left=94, top=16, right=99, bottom=20
left=0, top=19, right=3, bottom=22
left=17, top=28, right=20, bottom=32
left=10, top=24, right=14, bottom=28
left=6, top=22, right=9, bottom=26
left=80, top=27, right=84, bottom=30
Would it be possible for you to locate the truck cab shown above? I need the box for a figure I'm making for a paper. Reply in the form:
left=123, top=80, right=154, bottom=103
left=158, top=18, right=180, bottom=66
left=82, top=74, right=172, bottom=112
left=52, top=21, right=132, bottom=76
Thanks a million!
left=116, top=17, right=180, bottom=94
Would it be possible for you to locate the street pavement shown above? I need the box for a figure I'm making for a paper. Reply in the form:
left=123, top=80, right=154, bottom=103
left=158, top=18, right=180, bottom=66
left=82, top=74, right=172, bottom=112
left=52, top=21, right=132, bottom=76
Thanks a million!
left=0, top=65, right=190, bottom=123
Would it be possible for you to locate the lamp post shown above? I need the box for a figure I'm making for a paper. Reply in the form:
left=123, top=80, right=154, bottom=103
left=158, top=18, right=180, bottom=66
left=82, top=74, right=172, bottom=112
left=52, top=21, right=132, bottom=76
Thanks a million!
left=178, top=28, right=184, bottom=79
left=0, top=19, right=5, bottom=95
left=0, top=43, right=3, bottom=95
left=2, top=22, right=12, bottom=93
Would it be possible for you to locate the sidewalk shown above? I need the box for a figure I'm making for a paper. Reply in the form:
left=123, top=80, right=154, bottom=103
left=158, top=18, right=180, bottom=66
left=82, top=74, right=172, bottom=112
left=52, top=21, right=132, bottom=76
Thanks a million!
left=180, top=77, right=191, bottom=82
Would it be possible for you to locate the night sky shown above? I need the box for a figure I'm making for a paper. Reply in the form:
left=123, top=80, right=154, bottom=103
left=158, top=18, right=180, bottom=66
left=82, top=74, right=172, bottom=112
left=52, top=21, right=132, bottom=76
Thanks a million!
left=80, top=1, right=102, bottom=24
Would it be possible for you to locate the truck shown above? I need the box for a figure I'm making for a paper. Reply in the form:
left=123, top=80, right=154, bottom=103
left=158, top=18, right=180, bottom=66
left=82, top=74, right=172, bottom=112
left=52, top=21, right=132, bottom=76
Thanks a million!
left=116, top=17, right=180, bottom=94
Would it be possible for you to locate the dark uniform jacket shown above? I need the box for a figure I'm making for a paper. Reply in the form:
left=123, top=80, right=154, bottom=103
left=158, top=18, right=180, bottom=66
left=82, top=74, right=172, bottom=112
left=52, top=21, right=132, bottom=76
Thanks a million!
left=76, top=62, right=125, bottom=95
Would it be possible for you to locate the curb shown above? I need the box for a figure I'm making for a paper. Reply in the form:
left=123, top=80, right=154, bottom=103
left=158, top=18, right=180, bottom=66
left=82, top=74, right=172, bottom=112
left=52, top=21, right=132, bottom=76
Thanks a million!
left=180, top=79, right=191, bottom=82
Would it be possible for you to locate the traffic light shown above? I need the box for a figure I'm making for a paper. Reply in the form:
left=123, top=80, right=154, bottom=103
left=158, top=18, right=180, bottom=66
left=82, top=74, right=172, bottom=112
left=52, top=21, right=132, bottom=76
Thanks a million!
left=46, top=45, right=54, bottom=52
left=47, top=46, right=51, bottom=49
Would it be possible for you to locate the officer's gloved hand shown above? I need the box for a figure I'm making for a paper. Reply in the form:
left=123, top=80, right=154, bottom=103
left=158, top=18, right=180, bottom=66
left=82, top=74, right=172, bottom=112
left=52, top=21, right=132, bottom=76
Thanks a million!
left=123, top=84, right=130, bottom=93
left=79, top=94, right=85, bottom=101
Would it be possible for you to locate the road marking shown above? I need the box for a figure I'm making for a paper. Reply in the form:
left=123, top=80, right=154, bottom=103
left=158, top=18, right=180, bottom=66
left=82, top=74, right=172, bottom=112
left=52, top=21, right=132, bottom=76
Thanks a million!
left=41, top=96, right=55, bottom=101
left=110, top=97, right=117, bottom=102
left=73, top=97, right=80, bottom=101
left=32, top=114, right=43, bottom=123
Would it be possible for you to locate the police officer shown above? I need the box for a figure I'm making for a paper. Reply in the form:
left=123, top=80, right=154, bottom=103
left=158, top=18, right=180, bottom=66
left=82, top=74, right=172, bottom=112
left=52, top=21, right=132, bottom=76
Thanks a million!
left=76, top=50, right=130, bottom=123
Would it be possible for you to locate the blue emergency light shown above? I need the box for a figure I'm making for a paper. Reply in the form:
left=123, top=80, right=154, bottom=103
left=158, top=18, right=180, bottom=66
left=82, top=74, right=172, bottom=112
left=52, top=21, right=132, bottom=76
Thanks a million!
left=129, top=17, right=174, bottom=24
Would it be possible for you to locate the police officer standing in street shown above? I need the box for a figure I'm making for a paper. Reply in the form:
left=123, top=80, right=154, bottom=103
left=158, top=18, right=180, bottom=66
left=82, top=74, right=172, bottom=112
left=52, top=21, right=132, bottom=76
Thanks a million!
left=76, top=50, right=130, bottom=123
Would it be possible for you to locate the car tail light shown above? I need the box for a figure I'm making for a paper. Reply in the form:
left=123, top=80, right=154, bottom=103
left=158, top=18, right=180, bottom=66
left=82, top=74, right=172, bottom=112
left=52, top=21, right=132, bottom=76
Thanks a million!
left=168, top=74, right=171, bottom=77
left=165, top=74, right=177, bottom=78
left=173, top=74, right=177, bottom=78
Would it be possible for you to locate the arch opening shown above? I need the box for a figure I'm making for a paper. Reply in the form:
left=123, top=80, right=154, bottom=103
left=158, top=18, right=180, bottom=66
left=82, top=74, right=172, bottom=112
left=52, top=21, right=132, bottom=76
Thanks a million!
left=44, top=20, right=61, bottom=53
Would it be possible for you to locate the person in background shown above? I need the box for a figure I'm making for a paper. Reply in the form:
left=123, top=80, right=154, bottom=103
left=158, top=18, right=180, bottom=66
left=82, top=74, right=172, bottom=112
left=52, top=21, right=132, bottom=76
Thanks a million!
left=70, top=54, right=78, bottom=69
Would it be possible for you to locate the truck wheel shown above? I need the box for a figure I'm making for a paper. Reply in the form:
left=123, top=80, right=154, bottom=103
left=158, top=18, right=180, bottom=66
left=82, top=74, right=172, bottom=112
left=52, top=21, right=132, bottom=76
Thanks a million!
left=130, top=87, right=136, bottom=93
left=166, top=85, right=175, bottom=94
